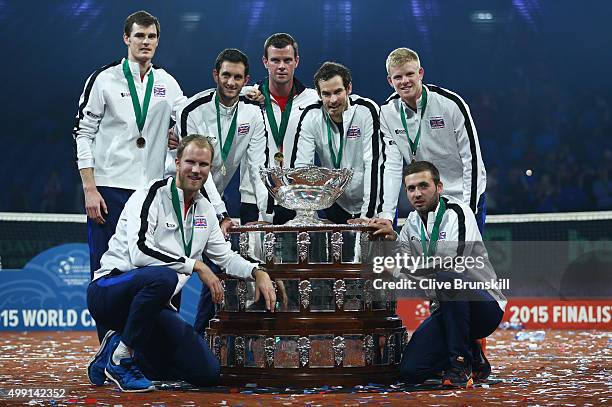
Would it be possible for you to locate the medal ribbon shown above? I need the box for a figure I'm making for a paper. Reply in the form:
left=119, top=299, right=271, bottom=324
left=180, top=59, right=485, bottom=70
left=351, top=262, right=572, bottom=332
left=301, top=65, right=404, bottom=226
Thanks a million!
left=170, top=178, right=194, bottom=256
left=326, top=115, right=344, bottom=169
left=261, top=81, right=294, bottom=151
left=214, top=93, right=239, bottom=164
left=399, top=86, right=428, bottom=157
left=419, top=197, right=446, bottom=257
left=122, top=59, right=154, bottom=134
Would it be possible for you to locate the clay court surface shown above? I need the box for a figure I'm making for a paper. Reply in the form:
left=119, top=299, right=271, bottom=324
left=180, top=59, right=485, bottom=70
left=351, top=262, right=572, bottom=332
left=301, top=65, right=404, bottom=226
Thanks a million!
left=0, top=329, right=610, bottom=406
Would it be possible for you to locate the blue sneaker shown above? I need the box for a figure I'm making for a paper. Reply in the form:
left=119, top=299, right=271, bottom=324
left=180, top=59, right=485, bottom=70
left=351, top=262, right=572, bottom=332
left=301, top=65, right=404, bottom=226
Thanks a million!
left=87, top=330, right=119, bottom=385
left=105, top=356, right=155, bottom=392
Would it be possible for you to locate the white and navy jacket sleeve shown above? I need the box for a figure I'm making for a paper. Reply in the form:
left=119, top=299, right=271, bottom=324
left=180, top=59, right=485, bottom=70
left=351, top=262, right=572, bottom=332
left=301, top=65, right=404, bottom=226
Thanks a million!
left=202, top=203, right=257, bottom=280
left=290, top=103, right=321, bottom=167
left=352, top=97, right=384, bottom=219
left=73, top=61, right=120, bottom=170
left=245, top=105, right=273, bottom=222
left=173, top=91, right=227, bottom=216
left=175, top=90, right=214, bottom=139
left=428, top=85, right=486, bottom=213
left=378, top=103, right=403, bottom=221
left=441, top=199, right=482, bottom=258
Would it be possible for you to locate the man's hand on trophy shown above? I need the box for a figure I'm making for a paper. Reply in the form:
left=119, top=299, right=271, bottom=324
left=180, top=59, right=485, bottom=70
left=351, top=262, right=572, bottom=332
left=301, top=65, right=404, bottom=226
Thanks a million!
left=253, top=268, right=276, bottom=312
left=368, top=218, right=397, bottom=241
left=220, top=217, right=239, bottom=239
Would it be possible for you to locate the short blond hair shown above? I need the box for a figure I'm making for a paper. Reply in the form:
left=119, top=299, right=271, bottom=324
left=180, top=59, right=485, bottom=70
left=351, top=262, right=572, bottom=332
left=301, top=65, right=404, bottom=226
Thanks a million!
left=386, top=48, right=420, bottom=73
left=177, top=134, right=215, bottom=162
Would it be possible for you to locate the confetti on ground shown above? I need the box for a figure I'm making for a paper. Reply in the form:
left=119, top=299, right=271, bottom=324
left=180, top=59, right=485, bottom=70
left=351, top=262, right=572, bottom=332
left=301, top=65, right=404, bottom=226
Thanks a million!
left=0, top=330, right=610, bottom=406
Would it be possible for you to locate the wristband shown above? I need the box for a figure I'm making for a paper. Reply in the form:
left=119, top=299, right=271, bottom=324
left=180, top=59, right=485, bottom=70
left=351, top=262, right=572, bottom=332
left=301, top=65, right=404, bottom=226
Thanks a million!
left=217, top=212, right=230, bottom=223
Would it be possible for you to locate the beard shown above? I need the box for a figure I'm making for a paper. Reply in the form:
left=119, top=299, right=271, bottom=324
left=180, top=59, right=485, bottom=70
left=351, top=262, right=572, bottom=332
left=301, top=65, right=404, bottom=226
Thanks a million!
left=417, top=192, right=440, bottom=215
left=177, top=172, right=205, bottom=193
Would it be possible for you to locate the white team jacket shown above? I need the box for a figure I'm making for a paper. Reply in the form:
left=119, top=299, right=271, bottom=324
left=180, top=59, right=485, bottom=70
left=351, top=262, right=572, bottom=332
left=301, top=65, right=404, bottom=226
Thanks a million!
left=73, top=58, right=184, bottom=190
left=290, top=94, right=384, bottom=218
left=379, top=85, right=486, bottom=220
left=94, top=178, right=257, bottom=298
left=172, top=90, right=271, bottom=221
left=239, top=78, right=320, bottom=206
left=398, top=197, right=506, bottom=311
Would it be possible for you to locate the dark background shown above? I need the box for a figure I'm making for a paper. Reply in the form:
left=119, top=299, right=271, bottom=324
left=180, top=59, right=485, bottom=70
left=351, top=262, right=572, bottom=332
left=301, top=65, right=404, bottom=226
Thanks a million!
left=1, top=0, right=610, bottom=215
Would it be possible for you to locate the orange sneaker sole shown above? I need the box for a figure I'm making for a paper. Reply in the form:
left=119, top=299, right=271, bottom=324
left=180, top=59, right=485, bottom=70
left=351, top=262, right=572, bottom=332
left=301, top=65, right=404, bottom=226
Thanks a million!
left=442, top=377, right=474, bottom=388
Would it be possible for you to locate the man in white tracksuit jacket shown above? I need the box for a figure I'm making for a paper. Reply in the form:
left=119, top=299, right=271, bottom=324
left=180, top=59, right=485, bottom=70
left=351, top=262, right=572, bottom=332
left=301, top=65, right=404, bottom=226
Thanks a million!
left=73, top=11, right=184, bottom=342
left=170, top=48, right=273, bottom=334
left=240, top=33, right=320, bottom=225
left=290, top=61, right=383, bottom=223
left=370, top=161, right=504, bottom=388
left=378, top=48, right=487, bottom=234
left=86, top=136, right=276, bottom=392
left=172, top=48, right=272, bottom=230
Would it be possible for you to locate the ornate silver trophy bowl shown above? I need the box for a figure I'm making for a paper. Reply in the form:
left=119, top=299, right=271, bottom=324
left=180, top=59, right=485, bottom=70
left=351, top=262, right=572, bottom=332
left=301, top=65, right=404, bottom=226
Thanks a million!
left=260, top=165, right=353, bottom=226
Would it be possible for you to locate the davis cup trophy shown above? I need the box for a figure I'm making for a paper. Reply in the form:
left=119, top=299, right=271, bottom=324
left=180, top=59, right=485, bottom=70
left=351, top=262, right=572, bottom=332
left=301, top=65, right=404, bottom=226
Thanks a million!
left=260, top=165, right=353, bottom=226
left=205, top=166, right=407, bottom=386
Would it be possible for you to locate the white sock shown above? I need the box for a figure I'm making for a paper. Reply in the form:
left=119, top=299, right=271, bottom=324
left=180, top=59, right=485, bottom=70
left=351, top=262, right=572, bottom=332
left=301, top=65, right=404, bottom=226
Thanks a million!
left=111, top=341, right=132, bottom=365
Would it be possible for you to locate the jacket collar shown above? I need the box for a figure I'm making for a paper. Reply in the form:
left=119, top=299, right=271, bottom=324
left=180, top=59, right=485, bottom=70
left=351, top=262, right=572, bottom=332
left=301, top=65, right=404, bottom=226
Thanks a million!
left=213, top=90, right=239, bottom=116
left=165, top=177, right=204, bottom=204
left=123, top=57, right=154, bottom=80
left=256, top=76, right=309, bottom=97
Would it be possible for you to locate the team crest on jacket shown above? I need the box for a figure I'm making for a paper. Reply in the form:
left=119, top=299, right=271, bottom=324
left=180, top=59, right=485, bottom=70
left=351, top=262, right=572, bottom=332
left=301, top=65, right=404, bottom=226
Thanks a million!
left=153, top=85, right=166, bottom=97
left=347, top=125, right=361, bottom=139
left=429, top=117, right=445, bottom=129
left=194, top=216, right=208, bottom=228
left=237, top=123, right=250, bottom=135
left=438, top=231, right=447, bottom=240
